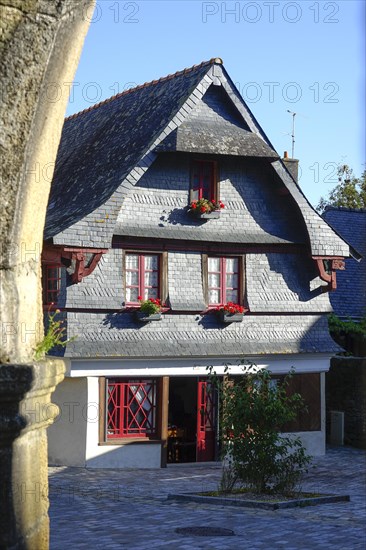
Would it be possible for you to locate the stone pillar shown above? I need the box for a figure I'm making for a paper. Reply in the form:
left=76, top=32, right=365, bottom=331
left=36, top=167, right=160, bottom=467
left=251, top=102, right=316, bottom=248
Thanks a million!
left=0, top=1, right=94, bottom=548
left=0, top=360, right=65, bottom=548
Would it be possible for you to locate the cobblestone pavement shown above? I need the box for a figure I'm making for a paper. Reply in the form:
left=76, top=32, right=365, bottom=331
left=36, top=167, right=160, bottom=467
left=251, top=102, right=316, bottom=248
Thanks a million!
left=49, top=446, right=366, bottom=549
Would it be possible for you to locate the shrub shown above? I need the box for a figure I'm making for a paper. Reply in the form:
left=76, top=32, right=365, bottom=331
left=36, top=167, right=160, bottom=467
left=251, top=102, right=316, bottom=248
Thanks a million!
left=208, top=361, right=311, bottom=495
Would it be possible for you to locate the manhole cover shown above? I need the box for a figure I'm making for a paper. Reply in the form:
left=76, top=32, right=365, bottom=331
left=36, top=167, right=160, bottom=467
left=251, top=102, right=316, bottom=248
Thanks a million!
left=175, top=527, right=235, bottom=537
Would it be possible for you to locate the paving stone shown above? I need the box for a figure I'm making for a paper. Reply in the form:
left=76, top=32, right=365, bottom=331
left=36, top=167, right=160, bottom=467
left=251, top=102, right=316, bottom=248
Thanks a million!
left=49, top=446, right=366, bottom=549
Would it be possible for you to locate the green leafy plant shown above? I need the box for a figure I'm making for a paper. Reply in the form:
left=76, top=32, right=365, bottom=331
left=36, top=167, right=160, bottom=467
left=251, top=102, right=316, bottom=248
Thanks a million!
left=328, top=313, right=366, bottom=336
left=34, top=309, right=74, bottom=360
left=208, top=361, right=311, bottom=495
left=137, top=296, right=163, bottom=314
left=189, top=197, right=225, bottom=215
left=328, top=313, right=366, bottom=356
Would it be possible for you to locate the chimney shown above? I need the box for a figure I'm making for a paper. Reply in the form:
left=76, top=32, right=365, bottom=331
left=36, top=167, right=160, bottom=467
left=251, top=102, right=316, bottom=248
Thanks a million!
left=282, top=151, right=299, bottom=183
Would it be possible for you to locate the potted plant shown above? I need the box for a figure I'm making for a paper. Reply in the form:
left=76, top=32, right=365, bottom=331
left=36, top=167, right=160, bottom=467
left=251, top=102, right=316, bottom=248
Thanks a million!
left=134, top=296, right=163, bottom=322
left=216, top=302, right=245, bottom=323
left=188, top=198, right=225, bottom=219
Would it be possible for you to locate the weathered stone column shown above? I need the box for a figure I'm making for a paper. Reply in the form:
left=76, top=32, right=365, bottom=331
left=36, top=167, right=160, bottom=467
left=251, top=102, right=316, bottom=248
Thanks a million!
left=0, top=360, right=65, bottom=548
left=0, top=1, right=94, bottom=547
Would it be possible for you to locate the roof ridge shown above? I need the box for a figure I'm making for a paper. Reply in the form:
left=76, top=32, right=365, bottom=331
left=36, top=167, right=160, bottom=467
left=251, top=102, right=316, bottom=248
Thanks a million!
left=65, top=57, right=223, bottom=122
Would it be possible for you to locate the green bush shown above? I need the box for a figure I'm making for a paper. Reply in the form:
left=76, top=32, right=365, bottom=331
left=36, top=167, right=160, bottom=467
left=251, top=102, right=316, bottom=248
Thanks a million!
left=208, top=362, right=311, bottom=495
left=328, top=313, right=366, bottom=337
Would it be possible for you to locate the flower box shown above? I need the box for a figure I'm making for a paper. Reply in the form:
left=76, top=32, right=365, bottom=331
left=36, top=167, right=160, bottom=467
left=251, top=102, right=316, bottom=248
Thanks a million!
left=134, top=311, right=162, bottom=322
left=219, top=311, right=243, bottom=323
left=188, top=198, right=225, bottom=219
left=216, top=302, right=245, bottom=323
left=199, top=211, right=221, bottom=219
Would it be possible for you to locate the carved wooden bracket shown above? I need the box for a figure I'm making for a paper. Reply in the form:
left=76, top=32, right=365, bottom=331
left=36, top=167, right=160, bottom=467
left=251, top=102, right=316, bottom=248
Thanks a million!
left=42, top=245, right=107, bottom=284
left=313, top=257, right=345, bottom=292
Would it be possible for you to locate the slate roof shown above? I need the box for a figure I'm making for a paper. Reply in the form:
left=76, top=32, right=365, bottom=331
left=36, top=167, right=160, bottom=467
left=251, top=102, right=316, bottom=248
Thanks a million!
left=55, top=312, right=341, bottom=359
left=45, top=60, right=216, bottom=239
left=323, top=207, right=366, bottom=319
left=44, top=58, right=350, bottom=259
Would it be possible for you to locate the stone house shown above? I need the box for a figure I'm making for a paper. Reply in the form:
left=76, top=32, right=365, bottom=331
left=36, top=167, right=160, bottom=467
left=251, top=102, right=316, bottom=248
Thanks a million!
left=45, top=58, right=354, bottom=468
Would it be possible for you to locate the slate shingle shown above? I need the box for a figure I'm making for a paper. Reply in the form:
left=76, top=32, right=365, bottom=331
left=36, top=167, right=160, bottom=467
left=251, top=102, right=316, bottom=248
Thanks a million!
left=323, top=207, right=366, bottom=319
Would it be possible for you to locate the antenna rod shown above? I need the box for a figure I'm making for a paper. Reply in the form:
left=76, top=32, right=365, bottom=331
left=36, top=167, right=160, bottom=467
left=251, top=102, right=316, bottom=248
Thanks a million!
left=287, top=110, right=296, bottom=158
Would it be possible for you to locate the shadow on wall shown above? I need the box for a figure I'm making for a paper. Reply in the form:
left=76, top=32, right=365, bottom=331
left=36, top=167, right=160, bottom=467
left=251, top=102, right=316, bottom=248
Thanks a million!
left=266, top=253, right=325, bottom=303
left=298, top=315, right=341, bottom=354
left=229, top=159, right=309, bottom=243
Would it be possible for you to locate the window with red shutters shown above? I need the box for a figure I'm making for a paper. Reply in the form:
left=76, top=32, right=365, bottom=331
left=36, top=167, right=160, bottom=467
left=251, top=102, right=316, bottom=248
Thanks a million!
left=106, top=379, right=158, bottom=439
left=191, top=160, right=217, bottom=202
left=208, top=256, right=240, bottom=306
left=43, top=265, right=62, bottom=306
left=125, top=253, right=160, bottom=304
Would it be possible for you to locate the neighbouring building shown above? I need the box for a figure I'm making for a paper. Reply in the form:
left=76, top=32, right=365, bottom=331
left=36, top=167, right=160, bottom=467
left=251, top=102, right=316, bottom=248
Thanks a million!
left=45, top=58, right=356, bottom=468
left=322, top=207, right=366, bottom=321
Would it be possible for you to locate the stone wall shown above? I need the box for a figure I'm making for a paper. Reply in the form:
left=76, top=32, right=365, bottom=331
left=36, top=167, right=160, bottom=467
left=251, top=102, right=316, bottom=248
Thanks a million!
left=0, top=0, right=94, bottom=362
left=0, top=1, right=94, bottom=547
left=326, top=357, right=366, bottom=449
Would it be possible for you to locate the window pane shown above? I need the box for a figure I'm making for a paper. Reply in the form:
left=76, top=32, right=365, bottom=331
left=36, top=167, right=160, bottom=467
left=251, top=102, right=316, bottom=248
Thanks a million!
left=226, top=289, right=239, bottom=303
left=145, top=255, right=158, bottom=270
left=209, top=289, right=220, bottom=304
left=226, top=258, right=238, bottom=272
left=208, top=257, right=220, bottom=271
left=48, top=267, right=59, bottom=278
left=146, top=287, right=158, bottom=300
left=126, top=287, right=139, bottom=303
left=126, top=254, right=138, bottom=269
left=126, top=270, right=138, bottom=286
left=145, top=270, right=158, bottom=287
left=202, top=164, right=213, bottom=198
left=208, top=273, right=220, bottom=288
left=48, top=280, right=59, bottom=290
left=226, top=272, right=238, bottom=288
left=191, top=188, right=199, bottom=202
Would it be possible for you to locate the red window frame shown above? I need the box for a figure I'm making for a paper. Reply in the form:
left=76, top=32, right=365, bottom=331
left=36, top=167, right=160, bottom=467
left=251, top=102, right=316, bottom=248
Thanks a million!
left=125, top=253, right=160, bottom=305
left=43, top=265, right=62, bottom=306
left=191, top=160, right=216, bottom=201
left=106, top=379, right=158, bottom=439
left=208, top=256, right=240, bottom=306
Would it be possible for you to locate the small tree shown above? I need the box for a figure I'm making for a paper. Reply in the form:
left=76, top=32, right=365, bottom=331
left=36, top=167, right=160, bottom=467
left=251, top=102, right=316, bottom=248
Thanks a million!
left=317, top=165, right=366, bottom=213
left=208, top=362, right=311, bottom=495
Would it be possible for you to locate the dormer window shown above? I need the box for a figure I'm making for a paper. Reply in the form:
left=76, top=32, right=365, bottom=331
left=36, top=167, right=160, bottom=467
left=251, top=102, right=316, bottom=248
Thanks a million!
left=191, top=160, right=218, bottom=202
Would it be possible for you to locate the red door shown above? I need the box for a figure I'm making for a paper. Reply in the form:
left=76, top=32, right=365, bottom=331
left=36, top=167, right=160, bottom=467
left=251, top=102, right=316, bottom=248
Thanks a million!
left=196, top=379, right=216, bottom=462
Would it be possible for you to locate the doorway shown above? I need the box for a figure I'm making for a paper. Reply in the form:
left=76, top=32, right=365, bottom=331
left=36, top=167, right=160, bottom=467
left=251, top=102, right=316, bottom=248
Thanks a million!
left=167, top=377, right=217, bottom=463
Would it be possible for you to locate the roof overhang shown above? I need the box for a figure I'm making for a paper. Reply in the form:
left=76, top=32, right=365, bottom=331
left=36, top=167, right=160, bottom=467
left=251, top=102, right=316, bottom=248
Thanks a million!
left=155, top=121, right=279, bottom=159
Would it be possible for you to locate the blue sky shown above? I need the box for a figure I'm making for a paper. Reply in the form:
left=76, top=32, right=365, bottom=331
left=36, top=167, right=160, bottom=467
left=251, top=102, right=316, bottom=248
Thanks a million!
left=65, top=0, right=365, bottom=207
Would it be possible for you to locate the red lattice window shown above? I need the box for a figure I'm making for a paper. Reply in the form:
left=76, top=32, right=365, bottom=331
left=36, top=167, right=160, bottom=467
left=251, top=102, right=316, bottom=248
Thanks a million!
left=107, top=379, right=158, bottom=439
left=125, top=253, right=160, bottom=304
left=191, top=160, right=216, bottom=201
left=43, top=265, right=62, bottom=306
left=208, top=257, right=240, bottom=306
